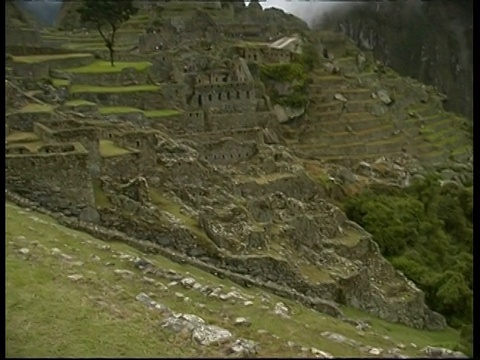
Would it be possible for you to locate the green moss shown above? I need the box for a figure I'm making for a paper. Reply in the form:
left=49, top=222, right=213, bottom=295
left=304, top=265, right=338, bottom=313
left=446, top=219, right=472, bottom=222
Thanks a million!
left=70, top=84, right=160, bottom=94
left=64, top=60, right=152, bottom=74
left=11, top=53, right=92, bottom=64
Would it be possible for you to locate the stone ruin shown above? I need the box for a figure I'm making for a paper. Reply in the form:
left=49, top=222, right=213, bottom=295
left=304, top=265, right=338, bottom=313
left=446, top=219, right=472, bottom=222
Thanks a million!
left=5, top=0, right=470, bottom=336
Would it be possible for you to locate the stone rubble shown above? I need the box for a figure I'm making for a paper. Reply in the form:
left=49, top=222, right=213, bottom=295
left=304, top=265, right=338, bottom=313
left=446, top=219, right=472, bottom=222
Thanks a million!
left=420, top=346, right=468, bottom=358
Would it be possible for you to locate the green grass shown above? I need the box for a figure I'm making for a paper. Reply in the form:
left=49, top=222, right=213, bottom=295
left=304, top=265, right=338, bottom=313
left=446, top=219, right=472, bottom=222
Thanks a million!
left=16, top=104, right=54, bottom=113
left=97, top=107, right=181, bottom=117
left=144, top=109, right=182, bottom=118
left=99, top=107, right=144, bottom=115
left=63, top=100, right=97, bottom=107
left=70, top=84, right=160, bottom=94
left=6, top=202, right=462, bottom=357
left=99, top=140, right=134, bottom=157
left=64, top=61, right=152, bottom=74
left=51, top=78, right=70, bottom=87
left=11, top=53, right=92, bottom=64
left=92, top=179, right=112, bottom=208
left=6, top=131, right=40, bottom=143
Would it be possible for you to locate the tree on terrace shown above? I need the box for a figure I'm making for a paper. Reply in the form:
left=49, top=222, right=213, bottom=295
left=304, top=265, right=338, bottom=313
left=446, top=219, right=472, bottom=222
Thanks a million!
left=77, top=0, right=138, bottom=66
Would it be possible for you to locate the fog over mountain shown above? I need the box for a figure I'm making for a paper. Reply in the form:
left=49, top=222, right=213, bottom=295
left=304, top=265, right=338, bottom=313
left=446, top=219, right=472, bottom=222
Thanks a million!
left=258, top=0, right=343, bottom=26
left=14, top=0, right=63, bottom=26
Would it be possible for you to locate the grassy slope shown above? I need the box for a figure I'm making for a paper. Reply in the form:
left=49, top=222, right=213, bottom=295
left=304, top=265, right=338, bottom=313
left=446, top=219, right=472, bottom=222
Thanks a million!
left=64, top=60, right=152, bottom=74
left=6, top=202, right=460, bottom=358
left=70, top=84, right=160, bottom=94
left=11, top=53, right=92, bottom=64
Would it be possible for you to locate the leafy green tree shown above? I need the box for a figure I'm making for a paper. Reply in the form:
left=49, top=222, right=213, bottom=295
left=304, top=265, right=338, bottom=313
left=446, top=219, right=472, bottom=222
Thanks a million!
left=77, top=0, right=138, bottom=66
left=344, top=175, right=473, bottom=330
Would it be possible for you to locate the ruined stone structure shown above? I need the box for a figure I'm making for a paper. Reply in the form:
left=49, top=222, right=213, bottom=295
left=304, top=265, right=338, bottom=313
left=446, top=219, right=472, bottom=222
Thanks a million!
left=4, top=0, right=472, bottom=337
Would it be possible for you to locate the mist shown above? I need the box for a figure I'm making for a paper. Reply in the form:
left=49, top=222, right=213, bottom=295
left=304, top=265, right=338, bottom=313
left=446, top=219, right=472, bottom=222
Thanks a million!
left=257, top=0, right=346, bottom=27
left=15, top=0, right=63, bottom=26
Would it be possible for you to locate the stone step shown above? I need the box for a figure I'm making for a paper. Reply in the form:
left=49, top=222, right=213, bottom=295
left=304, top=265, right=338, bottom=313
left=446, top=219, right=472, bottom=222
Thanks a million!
left=308, top=76, right=351, bottom=89
left=310, top=116, right=391, bottom=131
left=309, top=99, right=380, bottom=114
left=295, top=135, right=406, bottom=157
left=309, top=101, right=344, bottom=113
left=301, top=124, right=395, bottom=146
left=309, top=88, right=373, bottom=102
left=308, top=111, right=375, bottom=123
left=315, top=152, right=404, bottom=165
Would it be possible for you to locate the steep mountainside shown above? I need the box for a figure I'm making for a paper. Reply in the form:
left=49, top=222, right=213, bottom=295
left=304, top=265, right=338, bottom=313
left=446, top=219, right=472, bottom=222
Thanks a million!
left=315, top=0, right=473, bottom=121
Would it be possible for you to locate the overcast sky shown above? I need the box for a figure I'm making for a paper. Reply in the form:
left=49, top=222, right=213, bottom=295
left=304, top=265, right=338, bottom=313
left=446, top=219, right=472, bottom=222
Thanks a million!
left=256, top=0, right=342, bottom=26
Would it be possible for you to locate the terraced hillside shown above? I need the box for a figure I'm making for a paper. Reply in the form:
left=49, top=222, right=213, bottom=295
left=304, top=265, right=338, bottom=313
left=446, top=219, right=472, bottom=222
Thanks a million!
left=5, top=1, right=472, bottom=358
left=282, top=32, right=472, bottom=169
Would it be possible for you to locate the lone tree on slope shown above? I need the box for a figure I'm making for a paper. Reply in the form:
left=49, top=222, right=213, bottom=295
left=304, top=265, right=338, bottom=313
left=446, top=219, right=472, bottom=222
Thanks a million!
left=77, top=0, right=137, bottom=66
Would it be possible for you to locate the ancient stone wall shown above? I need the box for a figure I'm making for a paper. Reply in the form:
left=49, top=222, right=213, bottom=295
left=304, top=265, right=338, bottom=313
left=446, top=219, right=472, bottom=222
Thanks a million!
left=179, top=127, right=264, bottom=144
left=190, top=82, right=257, bottom=113
left=112, top=131, right=158, bottom=175
left=10, top=55, right=94, bottom=81
left=101, top=152, right=142, bottom=181
left=6, top=46, right=77, bottom=56
left=33, top=122, right=102, bottom=177
left=6, top=143, right=95, bottom=215
left=5, top=190, right=447, bottom=330
left=150, top=112, right=204, bottom=134
left=64, top=68, right=151, bottom=87
left=198, top=139, right=258, bottom=165
left=236, top=46, right=293, bottom=64
left=6, top=112, right=56, bottom=132
left=237, top=173, right=321, bottom=201
left=6, top=29, right=41, bottom=47
left=71, top=89, right=165, bottom=109
left=208, top=111, right=271, bottom=131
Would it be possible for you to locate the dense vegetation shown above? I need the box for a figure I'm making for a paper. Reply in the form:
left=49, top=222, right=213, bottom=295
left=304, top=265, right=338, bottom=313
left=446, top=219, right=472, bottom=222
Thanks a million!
left=344, top=174, right=473, bottom=355
left=259, top=42, right=319, bottom=108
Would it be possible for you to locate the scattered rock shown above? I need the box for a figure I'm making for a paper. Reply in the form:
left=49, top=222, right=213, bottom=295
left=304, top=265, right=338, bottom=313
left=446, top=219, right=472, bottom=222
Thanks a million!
left=175, top=292, right=185, bottom=299
left=334, top=93, right=348, bottom=102
left=228, top=338, right=258, bottom=357
left=321, top=331, right=360, bottom=347
left=420, top=346, right=468, bottom=358
left=18, top=248, right=30, bottom=255
left=369, top=347, right=383, bottom=356
left=243, top=300, right=254, bottom=306
left=192, top=324, right=233, bottom=346
left=167, top=281, right=178, bottom=287
left=113, top=269, right=134, bottom=278
left=311, top=347, right=334, bottom=358
left=180, top=277, right=197, bottom=289
left=143, top=276, right=155, bottom=284
left=377, top=89, right=392, bottom=104
left=273, top=302, right=290, bottom=318
left=67, top=274, right=84, bottom=282
left=233, top=317, right=251, bottom=327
